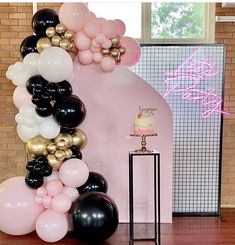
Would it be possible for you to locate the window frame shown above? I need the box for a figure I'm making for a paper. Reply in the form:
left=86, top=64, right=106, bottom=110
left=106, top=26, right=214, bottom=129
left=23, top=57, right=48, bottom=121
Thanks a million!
left=138, top=3, right=215, bottom=44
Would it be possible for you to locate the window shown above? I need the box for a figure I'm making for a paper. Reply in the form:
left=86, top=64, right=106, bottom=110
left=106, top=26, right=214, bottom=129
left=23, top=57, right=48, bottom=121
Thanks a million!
left=88, top=3, right=215, bottom=44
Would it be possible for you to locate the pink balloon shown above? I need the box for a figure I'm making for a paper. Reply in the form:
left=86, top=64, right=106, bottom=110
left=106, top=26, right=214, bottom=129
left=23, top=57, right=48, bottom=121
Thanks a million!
left=120, top=36, right=141, bottom=67
left=78, top=50, right=93, bottom=65
left=91, top=38, right=100, bottom=48
left=51, top=193, right=72, bottom=213
left=13, top=87, right=32, bottom=109
left=63, top=186, right=79, bottom=202
left=101, top=20, right=118, bottom=39
left=101, top=57, right=116, bottom=72
left=96, top=33, right=107, bottom=45
left=97, top=17, right=106, bottom=26
left=36, top=209, right=68, bottom=242
left=102, top=39, right=112, bottom=49
left=0, top=176, right=44, bottom=235
left=89, top=11, right=97, bottom=20
left=74, top=31, right=91, bottom=51
left=36, top=186, right=47, bottom=197
left=35, top=196, right=43, bottom=205
left=59, top=3, right=90, bottom=32
left=93, top=52, right=103, bottom=63
left=91, top=46, right=101, bottom=53
left=59, top=159, right=89, bottom=188
left=84, top=19, right=101, bottom=38
left=42, top=196, right=52, bottom=209
left=46, top=180, right=63, bottom=197
left=44, top=171, right=59, bottom=184
left=115, top=19, right=126, bottom=36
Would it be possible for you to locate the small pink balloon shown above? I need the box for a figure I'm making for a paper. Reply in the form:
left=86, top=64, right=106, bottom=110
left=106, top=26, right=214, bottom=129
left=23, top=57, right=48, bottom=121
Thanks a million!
left=91, top=46, right=101, bottom=53
left=100, top=57, right=116, bottom=72
left=36, top=209, right=68, bottom=242
left=13, top=87, right=32, bottom=109
left=115, top=19, right=126, bottom=36
left=84, top=19, right=101, bottom=38
left=59, top=3, right=90, bottom=32
left=63, top=186, right=79, bottom=202
left=44, top=171, right=59, bottom=185
left=97, top=17, right=106, bottom=26
left=89, top=11, right=97, bottom=20
left=74, top=31, right=91, bottom=51
left=101, top=20, right=118, bottom=39
left=102, top=39, right=112, bottom=49
left=35, top=196, right=43, bottom=205
left=42, top=196, right=52, bottom=209
left=78, top=50, right=93, bottom=65
left=0, top=176, right=44, bottom=235
left=46, top=180, right=63, bottom=197
left=91, top=38, right=100, bottom=48
left=120, top=36, right=141, bottom=67
left=51, top=193, right=72, bottom=213
left=93, top=52, right=103, bottom=63
left=36, top=186, right=47, bottom=197
left=59, top=159, right=89, bottom=188
left=96, top=33, right=107, bottom=45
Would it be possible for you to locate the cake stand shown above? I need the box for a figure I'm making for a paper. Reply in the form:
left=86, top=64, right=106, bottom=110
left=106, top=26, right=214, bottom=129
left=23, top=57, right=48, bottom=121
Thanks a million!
left=130, top=133, right=157, bottom=153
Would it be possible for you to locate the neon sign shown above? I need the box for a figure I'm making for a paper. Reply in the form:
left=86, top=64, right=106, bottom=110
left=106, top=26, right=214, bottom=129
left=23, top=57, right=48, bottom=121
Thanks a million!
left=163, top=47, right=230, bottom=118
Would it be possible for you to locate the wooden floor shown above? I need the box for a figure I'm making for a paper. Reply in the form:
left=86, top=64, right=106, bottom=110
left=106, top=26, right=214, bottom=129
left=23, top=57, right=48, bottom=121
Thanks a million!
left=1, top=209, right=235, bottom=245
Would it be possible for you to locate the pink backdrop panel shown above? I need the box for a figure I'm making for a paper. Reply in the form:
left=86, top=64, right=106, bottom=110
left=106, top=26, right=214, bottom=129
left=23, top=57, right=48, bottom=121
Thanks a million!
left=72, top=62, right=173, bottom=223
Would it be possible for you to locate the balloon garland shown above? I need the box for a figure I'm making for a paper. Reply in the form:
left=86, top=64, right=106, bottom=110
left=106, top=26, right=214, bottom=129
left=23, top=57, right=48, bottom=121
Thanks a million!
left=1, top=3, right=141, bottom=243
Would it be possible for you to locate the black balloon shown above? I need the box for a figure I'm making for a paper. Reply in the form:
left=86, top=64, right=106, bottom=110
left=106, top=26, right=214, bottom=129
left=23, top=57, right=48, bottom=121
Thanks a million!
left=53, top=95, right=86, bottom=129
left=78, top=172, right=108, bottom=194
left=71, top=192, right=119, bottom=243
left=46, top=82, right=60, bottom=100
left=60, top=127, right=76, bottom=134
left=25, top=172, right=43, bottom=189
left=70, top=146, right=82, bottom=159
left=26, top=75, right=48, bottom=95
left=20, top=35, right=39, bottom=58
left=35, top=103, right=53, bottom=117
left=58, top=80, right=73, bottom=98
left=32, top=8, right=59, bottom=37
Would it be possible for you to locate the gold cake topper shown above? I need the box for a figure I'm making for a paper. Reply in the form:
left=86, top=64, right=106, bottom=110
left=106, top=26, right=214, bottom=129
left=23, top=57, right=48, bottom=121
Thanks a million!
left=138, top=106, right=157, bottom=118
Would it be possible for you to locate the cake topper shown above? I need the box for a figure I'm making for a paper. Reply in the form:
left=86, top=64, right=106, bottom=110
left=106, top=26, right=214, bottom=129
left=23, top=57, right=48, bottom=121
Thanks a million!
left=138, top=106, right=157, bottom=118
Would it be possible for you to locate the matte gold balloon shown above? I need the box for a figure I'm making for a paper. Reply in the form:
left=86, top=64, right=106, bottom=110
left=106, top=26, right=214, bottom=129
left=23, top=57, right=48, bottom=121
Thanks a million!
left=54, top=133, right=73, bottom=148
left=36, top=37, right=52, bottom=53
left=110, top=48, right=120, bottom=58
left=72, top=129, right=87, bottom=149
left=56, top=140, right=68, bottom=150
left=26, top=136, right=51, bottom=158
left=60, top=39, right=70, bottom=51
left=46, top=27, right=56, bottom=38
left=111, top=37, right=120, bottom=47
left=56, top=23, right=66, bottom=34
left=47, top=154, right=63, bottom=170
left=64, top=149, right=73, bottom=159
left=51, top=35, right=62, bottom=46
left=47, top=143, right=57, bottom=153
left=101, top=48, right=110, bottom=56
left=55, top=150, right=66, bottom=161
left=64, top=30, right=74, bottom=40
left=119, top=46, right=126, bottom=55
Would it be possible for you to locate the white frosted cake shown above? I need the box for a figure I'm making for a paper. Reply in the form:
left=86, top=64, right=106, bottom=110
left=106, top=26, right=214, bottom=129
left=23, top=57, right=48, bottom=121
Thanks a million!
left=134, top=116, right=154, bottom=135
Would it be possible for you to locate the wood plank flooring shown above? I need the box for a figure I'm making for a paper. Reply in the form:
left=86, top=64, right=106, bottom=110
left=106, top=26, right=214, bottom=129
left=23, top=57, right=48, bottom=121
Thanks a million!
left=0, top=209, right=235, bottom=245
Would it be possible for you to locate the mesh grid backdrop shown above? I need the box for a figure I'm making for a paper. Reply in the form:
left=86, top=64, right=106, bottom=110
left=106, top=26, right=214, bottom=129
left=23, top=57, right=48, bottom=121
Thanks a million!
left=131, top=45, right=225, bottom=214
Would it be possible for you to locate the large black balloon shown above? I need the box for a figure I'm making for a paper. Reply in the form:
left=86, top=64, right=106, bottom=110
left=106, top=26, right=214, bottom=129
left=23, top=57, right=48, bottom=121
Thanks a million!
left=20, top=35, right=39, bottom=58
left=26, top=75, right=48, bottom=95
left=71, top=192, right=119, bottom=243
left=58, top=80, right=73, bottom=98
left=32, top=9, right=59, bottom=37
left=78, top=172, right=108, bottom=194
left=53, top=95, right=86, bottom=129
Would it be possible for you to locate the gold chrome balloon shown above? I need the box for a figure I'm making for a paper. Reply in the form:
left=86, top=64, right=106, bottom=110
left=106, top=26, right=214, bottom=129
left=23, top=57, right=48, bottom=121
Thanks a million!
left=51, top=35, right=62, bottom=46
left=60, top=39, right=70, bottom=51
left=36, top=37, right=52, bottom=53
left=26, top=136, right=50, bottom=158
left=55, top=150, right=66, bottom=161
left=119, top=46, right=126, bottom=55
left=46, top=27, right=56, bottom=38
left=54, top=133, right=73, bottom=148
left=64, top=30, right=74, bottom=40
left=56, top=23, right=66, bottom=34
left=47, top=154, right=63, bottom=170
left=110, top=48, right=120, bottom=58
left=56, top=139, right=68, bottom=150
left=72, top=129, right=87, bottom=149
left=47, top=143, right=57, bottom=154
left=101, top=48, right=110, bottom=56
left=64, top=149, right=73, bottom=159
left=111, top=37, right=120, bottom=47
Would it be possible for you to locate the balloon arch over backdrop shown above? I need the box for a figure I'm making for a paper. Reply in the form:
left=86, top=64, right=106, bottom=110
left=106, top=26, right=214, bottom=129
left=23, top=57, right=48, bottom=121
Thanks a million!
left=0, top=3, right=141, bottom=243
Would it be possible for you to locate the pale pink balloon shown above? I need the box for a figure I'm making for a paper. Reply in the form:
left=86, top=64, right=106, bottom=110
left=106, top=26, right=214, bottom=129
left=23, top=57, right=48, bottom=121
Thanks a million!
left=46, top=180, right=63, bottom=197
left=74, top=31, right=91, bottom=51
left=100, top=57, right=116, bottom=72
left=91, top=38, right=100, bottom=48
left=84, top=19, right=101, bottom=38
left=89, top=11, right=97, bottom=20
left=63, top=186, right=79, bottom=202
left=13, top=87, right=32, bottom=109
left=35, top=196, right=43, bottom=205
left=59, top=3, right=90, bottom=32
left=59, top=159, right=89, bottom=188
left=120, top=36, right=141, bottom=67
left=36, top=186, right=47, bottom=197
left=91, top=46, right=101, bottom=53
left=42, top=196, right=52, bottom=209
left=44, top=171, right=59, bottom=184
left=93, top=52, right=103, bottom=63
left=36, top=209, right=68, bottom=242
left=51, top=193, right=72, bottom=213
left=102, top=39, right=112, bottom=49
left=78, top=50, right=93, bottom=65
left=97, top=17, right=106, bottom=26
left=101, top=20, right=118, bottom=39
left=115, top=19, right=126, bottom=36
left=0, top=176, right=44, bottom=235
left=96, top=33, right=107, bottom=45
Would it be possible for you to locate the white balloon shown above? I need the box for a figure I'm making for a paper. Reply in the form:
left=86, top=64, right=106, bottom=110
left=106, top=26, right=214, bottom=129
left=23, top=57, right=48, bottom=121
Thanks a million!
left=23, top=53, right=40, bottom=76
left=17, top=124, right=39, bottom=142
left=12, top=70, right=31, bottom=87
left=13, top=62, right=24, bottom=71
left=38, top=47, right=73, bottom=83
left=39, top=117, right=60, bottom=139
left=16, top=124, right=30, bottom=142
left=33, top=113, right=46, bottom=125
left=6, top=65, right=14, bottom=80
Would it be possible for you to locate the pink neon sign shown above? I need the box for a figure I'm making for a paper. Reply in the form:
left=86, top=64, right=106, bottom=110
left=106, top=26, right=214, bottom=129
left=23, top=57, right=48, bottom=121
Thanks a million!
left=163, top=47, right=230, bottom=118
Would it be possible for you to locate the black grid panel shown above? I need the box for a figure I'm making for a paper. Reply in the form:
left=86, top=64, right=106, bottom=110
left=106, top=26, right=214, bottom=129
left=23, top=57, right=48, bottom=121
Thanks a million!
left=131, top=45, right=225, bottom=215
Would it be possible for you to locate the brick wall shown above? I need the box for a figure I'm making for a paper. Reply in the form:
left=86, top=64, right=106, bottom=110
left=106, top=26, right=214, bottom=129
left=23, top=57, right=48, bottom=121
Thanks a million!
left=215, top=3, right=235, bottom=207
